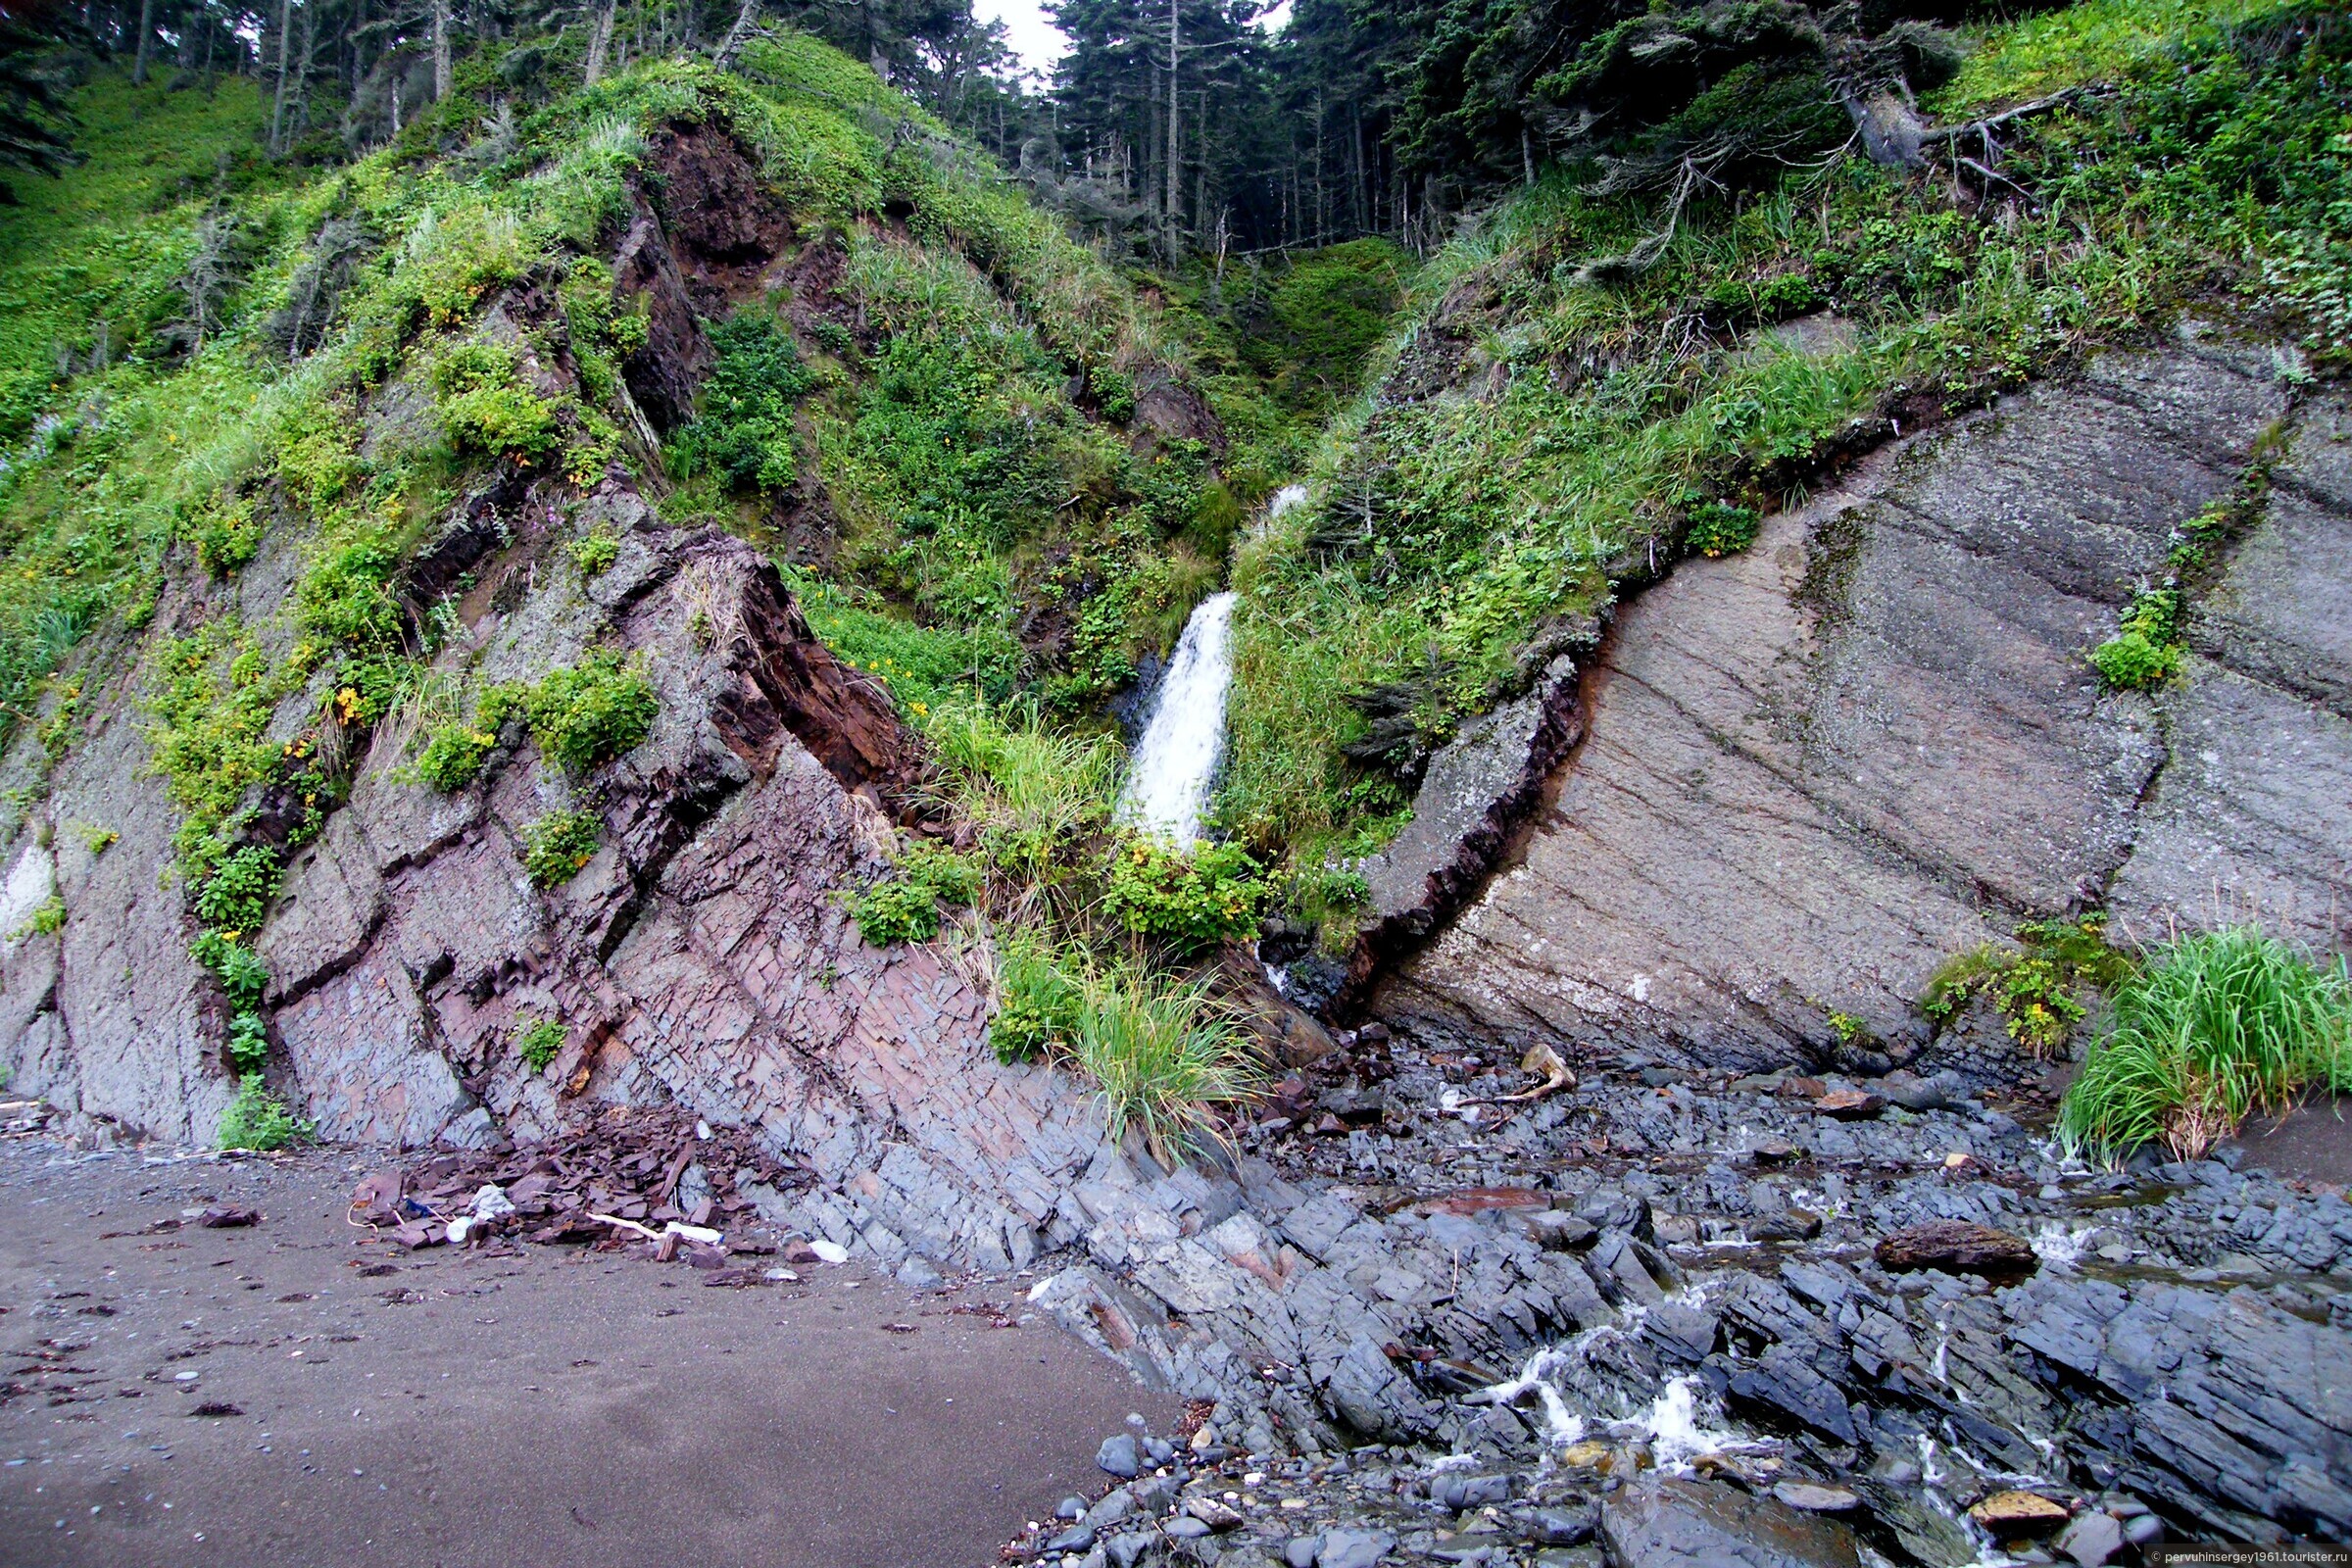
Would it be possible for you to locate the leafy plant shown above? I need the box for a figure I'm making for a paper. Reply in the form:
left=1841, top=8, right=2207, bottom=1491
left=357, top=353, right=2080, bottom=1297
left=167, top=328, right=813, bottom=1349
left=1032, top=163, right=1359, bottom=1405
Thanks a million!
left=1686, top=499, right=1761, bottom=558
left=413, top=720, right=500, bottom=792
left=2060, top=927, right=2352, bottom=1164
left=515, top=1013, right=567, bottom=1070
left=520, top=808, right=602, bottom=888
left=2092, top=588, right=2184, bottom=691
left=851, top=840, right=983, bottom=948
left=190, top=930, right=270, bottom=1010
left=218, top=1074, right=309, bottom=1152
left=567, top=524, right=621, bottom=575
left=671, top=312, right=810, bottom=494
left=16, top=896, right=64, bottom=939
left=193, top=844, right=282, bottom=935
left=500, top=649, right=658, bottom=772
left=433, top=340, right=561, bottom=466
left=991, top=935, right=1083, bottom=1063
left=853, top=880, right=944, bottom=947
left=1922, top=915, right=2130, bottom=1056
left=1102, top=838, right=1267, bottom=952
left=72, top=823, right=119, bottom=856
left=225, top=1010, right=270, bottom=1074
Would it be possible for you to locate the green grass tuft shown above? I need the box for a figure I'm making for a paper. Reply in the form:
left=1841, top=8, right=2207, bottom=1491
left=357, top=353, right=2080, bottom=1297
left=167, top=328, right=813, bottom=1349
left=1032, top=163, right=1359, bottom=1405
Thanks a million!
left=1068, top=960, right=1263, bottom=1165
left=2059, top=926, right=2352, bottom=1164
left=218, top=1074, right=309, bottom=1152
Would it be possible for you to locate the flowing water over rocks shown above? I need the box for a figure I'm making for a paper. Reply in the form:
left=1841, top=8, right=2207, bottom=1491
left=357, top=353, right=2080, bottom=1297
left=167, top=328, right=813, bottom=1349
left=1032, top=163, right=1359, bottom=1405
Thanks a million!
left=1121, top=590, right=1241, bottom=846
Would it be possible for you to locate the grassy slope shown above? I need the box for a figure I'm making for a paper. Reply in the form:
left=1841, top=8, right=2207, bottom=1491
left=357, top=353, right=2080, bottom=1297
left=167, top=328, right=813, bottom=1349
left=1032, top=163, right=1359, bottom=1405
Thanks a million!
left=1222, top=0, right=2352, bottom=921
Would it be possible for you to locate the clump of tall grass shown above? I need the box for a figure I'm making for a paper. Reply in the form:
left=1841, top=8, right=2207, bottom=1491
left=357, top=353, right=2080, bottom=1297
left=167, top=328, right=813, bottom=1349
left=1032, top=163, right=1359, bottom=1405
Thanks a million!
left=921, top=699, right=1118, bottom=890
left=1066, top=958, right=1263, bottom=1166
left=2059, top=926, right=2352, bottom=1164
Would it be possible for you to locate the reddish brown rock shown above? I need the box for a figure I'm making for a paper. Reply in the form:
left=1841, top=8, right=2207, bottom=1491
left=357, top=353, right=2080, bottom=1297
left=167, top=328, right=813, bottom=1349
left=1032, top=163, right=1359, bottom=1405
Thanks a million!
left=1875, top=1220, right=2039, bottom=1279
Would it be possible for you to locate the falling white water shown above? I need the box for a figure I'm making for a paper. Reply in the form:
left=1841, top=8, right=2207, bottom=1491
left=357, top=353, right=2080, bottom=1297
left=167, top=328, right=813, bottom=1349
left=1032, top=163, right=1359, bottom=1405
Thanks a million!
left=1119, top=589, right=1239, bottom=845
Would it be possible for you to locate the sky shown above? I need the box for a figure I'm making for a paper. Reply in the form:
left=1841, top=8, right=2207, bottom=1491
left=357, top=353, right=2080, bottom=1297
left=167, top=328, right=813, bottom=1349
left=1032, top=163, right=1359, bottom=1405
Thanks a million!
left=972, top=0, right=1294, bottom=80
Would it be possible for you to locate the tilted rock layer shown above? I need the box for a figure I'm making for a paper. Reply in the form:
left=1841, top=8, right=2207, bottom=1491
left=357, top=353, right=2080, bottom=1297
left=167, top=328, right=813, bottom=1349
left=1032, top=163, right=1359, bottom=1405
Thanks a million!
left=1378, top=330, right=2351, bottom=1072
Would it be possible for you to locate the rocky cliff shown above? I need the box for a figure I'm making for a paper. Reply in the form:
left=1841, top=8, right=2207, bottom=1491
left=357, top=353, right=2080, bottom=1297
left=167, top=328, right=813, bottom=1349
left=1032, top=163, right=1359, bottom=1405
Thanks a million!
left=1371, top=326, right=2352, bottom=1075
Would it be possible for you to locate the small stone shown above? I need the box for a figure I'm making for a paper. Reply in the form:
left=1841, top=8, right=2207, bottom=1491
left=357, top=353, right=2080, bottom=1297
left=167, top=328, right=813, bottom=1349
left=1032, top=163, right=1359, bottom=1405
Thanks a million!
left=1561, top=1441, right=1611, bottom=1468
left=808, top=1239, right=849, bottom=1264
left=1968, top=1492, right=2070, bottom=1534
left=1056, top=1496, right=1090, bottom=1521
left=895, top=1256, right=943, bottom=1290
left=1163, top=1514, right=1211, bottom=1540
left=1098, top=1435, right=1141, bottom=1478
left=1285, top=1536, right=1320, bottom=1568
left=1813, top=1090, right=1885, bottom=1120
left=1772, top=1483, right=1860, bottom=1513
left=1044, top=1524, right=1096, bottom=1554
left=2123, top=1515, right=2162, bottom=1546
left=2055, top=1510, right=2123, bottom=1566
left=1317, top=1527, right=1398, bottom=1568
left=1185, top=1495, right=1246, bottom=1532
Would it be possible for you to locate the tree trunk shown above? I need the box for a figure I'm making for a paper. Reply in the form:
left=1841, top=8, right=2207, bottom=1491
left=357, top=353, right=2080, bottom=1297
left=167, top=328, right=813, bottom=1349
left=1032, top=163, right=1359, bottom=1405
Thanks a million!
left=1162, top=0, right=1180, bottom=261
left=584, top=0, right=618, bottom=85
left=269, top=0, right=293, bottom=153
left=131, top=0, right=153, bottom=84
left=713, top=0, right=760, bottom=70
left=431, top=0, right=452, bottom=102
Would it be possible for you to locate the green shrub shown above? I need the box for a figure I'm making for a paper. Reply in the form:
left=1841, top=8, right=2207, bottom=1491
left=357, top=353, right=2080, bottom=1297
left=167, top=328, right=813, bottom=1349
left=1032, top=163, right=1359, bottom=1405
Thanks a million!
left=852, top=880, right=943, bottom=947
left=922, top=700, right=1118, bottom=878
left=16, top=896, right=64, bottom=938
left=225, top=1010, right=270, bottom=1073
left=990, top=936, right=1083, bottom=1063
left=2092, top=587, right=2185, bottom=691
left=414, top=720, right=499, bottom=792
left=1088, top=366, right=1137, bottom=423
left=1922, top=915, right=2130, bottom=1056
left=851, top=841, right=982, bottom=947
left=1687, top=499, right=1761, bottom=559
left=194, top=844, right=282, bottom=934
left=1070, top=962, right=1262, bottom=1163
left=190, top=930, right=270, bottom=1010
left=567, top=525, right=621, bottom=575
left=1102, top=838, right=1267, bottom=952
left=506, top=649, right=659, bottom=771
left=515, top=1013, right=567, bottom=1070
left=218, top=1073, right=309, bottom=1152
left=520, top=808, right=603, bottom=888
left=2060, top=927, right=2352, bottom=1164
left=671, top=312, right=809, bottom=494
left=187, top=497, right=265, bottom=577
left=2091, top=629, right=2180, bottom=691
left=434, top=340, right=561, bottom=466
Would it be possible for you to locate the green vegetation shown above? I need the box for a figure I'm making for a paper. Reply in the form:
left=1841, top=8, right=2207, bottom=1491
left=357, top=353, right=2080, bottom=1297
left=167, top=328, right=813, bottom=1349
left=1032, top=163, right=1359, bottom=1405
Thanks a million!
left=671, top=312, right=811, bottom=494
left=1924, top=916, right=2135, bottom=1057
left=432, top=340, right=563, bottom=466
left=520, top=808, right=603, bottom=888
left=989, top=933, right=1083, bottom=1063
left=567, top=524, right=621, bottom=576
left=852, top=839, right=983, bottom=949
left=494, top=650, right=658, bottom=773
left=515, top=1014, right=567, bottom=1071
left=1102, top=838, right=1268, bottom=953
left=413, top=719, right=501, bottom=792
left=16, top=896, right=64, bottom=939
left=218, top=1074, right=308, bottom=1152
left=1068, top=962, right=1262, bottom=1164
left=2060, top=927, right=2352, bottom=1162
left=2091, top=592, right=2185, bottom=691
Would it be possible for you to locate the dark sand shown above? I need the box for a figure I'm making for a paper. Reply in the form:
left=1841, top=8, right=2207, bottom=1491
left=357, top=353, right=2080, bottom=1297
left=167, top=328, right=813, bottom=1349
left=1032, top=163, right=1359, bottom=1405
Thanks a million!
left=0, top=1140, right=1171, bottom=1568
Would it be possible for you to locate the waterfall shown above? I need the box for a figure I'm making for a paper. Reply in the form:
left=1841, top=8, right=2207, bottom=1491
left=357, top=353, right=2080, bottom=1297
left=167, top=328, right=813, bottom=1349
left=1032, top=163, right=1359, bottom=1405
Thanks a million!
left=1118, top=589, right=1239, bottom=845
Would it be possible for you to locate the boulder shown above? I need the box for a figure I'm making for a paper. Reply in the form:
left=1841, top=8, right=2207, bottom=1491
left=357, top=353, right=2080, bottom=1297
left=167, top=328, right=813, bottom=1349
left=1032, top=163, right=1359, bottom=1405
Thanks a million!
left=1600, top=1479, right=1861, bottom=1568
left=1874, top=1220, right=2038, bottom=1279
